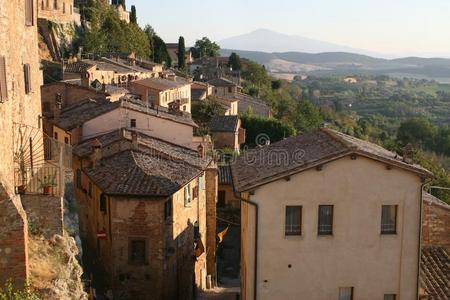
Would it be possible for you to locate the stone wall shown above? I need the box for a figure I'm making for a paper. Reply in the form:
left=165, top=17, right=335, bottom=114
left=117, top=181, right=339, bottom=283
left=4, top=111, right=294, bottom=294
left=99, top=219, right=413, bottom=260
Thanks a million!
left=422, top=194, right=450, bottom=252
left=205, top=166, right=218, bottom=284
left=38, top=0, right=79, bottom=24
left=0, top=0, right=44, bottom=287
left=21, top=194, right=64, bottom=239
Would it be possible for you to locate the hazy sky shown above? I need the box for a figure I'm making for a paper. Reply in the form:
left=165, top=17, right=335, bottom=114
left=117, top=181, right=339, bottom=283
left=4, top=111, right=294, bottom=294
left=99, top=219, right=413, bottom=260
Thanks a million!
left=127, top=0, right=450, bottom=57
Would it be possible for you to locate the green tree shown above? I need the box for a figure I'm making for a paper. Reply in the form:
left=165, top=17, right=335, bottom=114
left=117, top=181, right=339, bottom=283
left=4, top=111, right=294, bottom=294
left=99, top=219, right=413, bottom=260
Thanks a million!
left=397, top=118, right=436, bottom=148
left=240, top=114, right=296, bottom=147
left=130, top=5, right=137, bottom=24
left=191, top=98, right=226, bottom=133
left=0, top=280, right=40, bottom=300
left=177, top=36, right=186, bottom=70
left=228, top=52, right=241, bottom=71
left=152, top=35, right=171, bottom=67
left=192, top=37, right=220, bottom=58
left=294, top=100, right=323, bottom=132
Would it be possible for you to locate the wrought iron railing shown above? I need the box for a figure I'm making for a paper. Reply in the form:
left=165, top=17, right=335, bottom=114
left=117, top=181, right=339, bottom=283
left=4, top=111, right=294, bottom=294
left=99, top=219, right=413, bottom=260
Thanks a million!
left=14, top=166, right=62, bottom=196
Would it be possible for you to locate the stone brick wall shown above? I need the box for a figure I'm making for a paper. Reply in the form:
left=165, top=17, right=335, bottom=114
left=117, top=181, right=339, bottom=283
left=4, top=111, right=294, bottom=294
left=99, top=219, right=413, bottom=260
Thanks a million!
left=0, top=0, right=44, bottom=287
left=37, top=0, right=79, bottom=24
left=0, top=187, right=29, bottom=287
left=422, top=195, right=450, bottom=252
left=21, top=195, right=64, bottom=238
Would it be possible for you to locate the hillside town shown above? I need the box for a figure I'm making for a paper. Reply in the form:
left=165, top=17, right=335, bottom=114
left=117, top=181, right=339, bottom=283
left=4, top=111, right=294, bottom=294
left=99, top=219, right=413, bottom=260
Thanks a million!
left=0, top=1, right=449, bottom=300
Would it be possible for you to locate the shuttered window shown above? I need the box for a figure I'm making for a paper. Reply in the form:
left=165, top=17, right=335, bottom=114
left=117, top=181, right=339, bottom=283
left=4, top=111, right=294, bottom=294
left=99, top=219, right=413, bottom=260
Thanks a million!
left=318, top=205, right=333, bottom=235
left=25, top=0, right=34, bottom=26
left=24, top=64, right=31, bottom=94
left=285, top=206, right=302, bottom=236
left=0, top=56, right=7, bottom=102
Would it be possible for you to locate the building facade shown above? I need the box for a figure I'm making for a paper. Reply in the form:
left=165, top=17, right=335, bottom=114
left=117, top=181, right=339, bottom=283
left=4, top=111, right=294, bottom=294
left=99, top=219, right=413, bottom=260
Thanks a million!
left=233, top=129, right=432, bottom=300
left=208, top=116, right=245, bottom=152
left=0, top=0, right=44, bottom=286
left=73, top=130, right=217, bottom=299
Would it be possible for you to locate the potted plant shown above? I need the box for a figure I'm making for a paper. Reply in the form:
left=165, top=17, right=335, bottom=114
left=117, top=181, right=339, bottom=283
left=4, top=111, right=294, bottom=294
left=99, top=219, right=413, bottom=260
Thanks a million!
left=13, top=127, right=28, bottom=195
left=39, top=175, right=57, bottom=195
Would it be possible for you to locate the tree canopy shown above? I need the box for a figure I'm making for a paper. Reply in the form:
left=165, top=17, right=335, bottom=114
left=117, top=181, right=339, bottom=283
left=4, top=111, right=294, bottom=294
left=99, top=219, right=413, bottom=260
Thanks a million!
left=130, top=5, right=137, bottom=24
left=191, top=37, right=220, bottom=58
left=228, top=52, right=241, bottom=71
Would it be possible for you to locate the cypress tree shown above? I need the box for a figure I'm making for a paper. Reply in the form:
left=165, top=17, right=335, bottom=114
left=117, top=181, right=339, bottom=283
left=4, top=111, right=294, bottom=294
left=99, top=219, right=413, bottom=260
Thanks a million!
left=130, top=5, right=137, bottom=23
left=177, top=36, right=186, bottom=70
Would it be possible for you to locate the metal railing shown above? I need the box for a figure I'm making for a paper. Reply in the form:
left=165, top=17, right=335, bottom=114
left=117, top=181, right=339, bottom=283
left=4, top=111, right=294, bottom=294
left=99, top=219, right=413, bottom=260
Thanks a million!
left=14, top=166, right=62, bottom=196
left=44, top=134, right=72, bottom=169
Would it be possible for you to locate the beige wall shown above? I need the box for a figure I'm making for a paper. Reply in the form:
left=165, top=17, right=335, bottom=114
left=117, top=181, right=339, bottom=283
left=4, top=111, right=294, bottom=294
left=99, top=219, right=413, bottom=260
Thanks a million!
left=37, top=0, right=79, bottom=24
left=131, top=82, right=192, bottom=113
left=241, top=155, right=423, bottom=300
left=81, top=107, right=194, bottom=148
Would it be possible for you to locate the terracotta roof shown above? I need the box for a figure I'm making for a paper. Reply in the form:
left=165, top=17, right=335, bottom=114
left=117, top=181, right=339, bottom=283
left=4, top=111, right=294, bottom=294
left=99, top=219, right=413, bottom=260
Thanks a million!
left=74, top=129, right=210, bottom=170
left=218, top=165, right=233, bottom=185
left=231, top=128, right=432, bottom=192
left=235, top=93, right=271, bottom=118
left=208, top=78, right=238, bottom=87
left=133, top=77, right=188, bottom=91
left=420, top=246, right=450, bottom=300
left=84, top=150, right=202, bottom=197
left=64, top=61, right=95, bottom=73
left=55, top=98, right=197, bottom=130
left=191, top=81, right=210, bottom=90
left=423, top=192, right=450, bottom=209
left=209, top=115, right=239, bottom=132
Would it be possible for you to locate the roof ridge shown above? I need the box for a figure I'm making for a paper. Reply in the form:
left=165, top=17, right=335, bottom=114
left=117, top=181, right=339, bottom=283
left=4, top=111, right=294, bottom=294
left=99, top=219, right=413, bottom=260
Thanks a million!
left=320, top=128, right=356, bottom=150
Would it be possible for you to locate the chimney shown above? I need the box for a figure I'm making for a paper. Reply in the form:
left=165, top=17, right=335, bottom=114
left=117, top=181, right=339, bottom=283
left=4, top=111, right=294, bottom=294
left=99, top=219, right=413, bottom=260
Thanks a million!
left=403, top=144, right=414, bottom=164
left=91, top=139, right=102, bottom=169
left=197, top=144, right=205, bottom=159
left=131, top=131, right=139, bottom=149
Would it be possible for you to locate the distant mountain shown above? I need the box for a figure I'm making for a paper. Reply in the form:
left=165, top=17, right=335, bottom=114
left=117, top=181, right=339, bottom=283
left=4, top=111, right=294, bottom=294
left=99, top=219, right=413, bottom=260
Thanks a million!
left=220, top=49, right=450, bottom=83
left=219, top=29, right=383, bottom=57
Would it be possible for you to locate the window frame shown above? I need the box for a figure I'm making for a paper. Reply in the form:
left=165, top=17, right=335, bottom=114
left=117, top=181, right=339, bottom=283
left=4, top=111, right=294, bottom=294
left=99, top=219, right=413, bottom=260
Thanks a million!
left=130, top=118, right=137, bottom=128
left=218, top=190, right=226, bottom=208
left=25, top=0, right=34, bottom=26
left=285, top=206, right=302, bottom=236
left=128, top=238, right=147, bottom=265
left=24, top=64, right=32, bottom=94
left=100, top=193, right=107, bottom=214
left=164, top=198, right=172, bottom=221
left=338, top=287, right=354, bottom=300
left=384, top=294, right=396, bottom=300
left=318, top=205, right=334, bottom=236
left=0, top=56, right=7, bottom=102
left=381, top=205, right=397, bottom=235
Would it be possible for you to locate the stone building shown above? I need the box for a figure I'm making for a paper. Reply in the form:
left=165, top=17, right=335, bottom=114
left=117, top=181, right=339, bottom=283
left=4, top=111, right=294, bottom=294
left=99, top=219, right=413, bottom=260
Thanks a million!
left=218, top=165, right=240, bottom=209
left=37, top=0, right=80, bottom=24
left=208, top=115, right=245, bottom=152
left=131, top=77, right=192, bottom=113
left=233, top=129, right=433, bottom=300
left=72, top=129, right=218, bottom=299
left=0, top=0, right=69, bottom=287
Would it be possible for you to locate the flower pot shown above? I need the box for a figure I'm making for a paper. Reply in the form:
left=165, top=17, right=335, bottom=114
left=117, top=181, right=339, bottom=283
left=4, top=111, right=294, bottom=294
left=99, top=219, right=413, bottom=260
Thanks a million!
left=43, top=186, right=53, bottom=195
left=17, top=185, right=27, bottom=195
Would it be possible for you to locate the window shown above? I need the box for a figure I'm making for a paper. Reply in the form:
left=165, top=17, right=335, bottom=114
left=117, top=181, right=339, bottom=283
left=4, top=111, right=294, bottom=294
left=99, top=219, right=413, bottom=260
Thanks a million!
left=228, top=87, right=233, bottom=93
left=25, top=0, right=34, bottom=26
left=184, top=184, right=191, bottom=206
left=64, top=137, right=69, bottom=144
left=100, top=193, right=107, bottom=213
left=318, top=205, right=333, bottom=235
left=339, top=287, right=353, bottom=300
left=381, top=205, right=397, bottom=234
left=54, top=132, right=58, bottom=140
left=24, top=64, right=31, bottom=94
left=164, top=199, right=172, bottom=221
left=218, top=190, right=226, bottom=208
left=129, top=239, right=146, bottom=264
left=130, top=119, right=137, bottom=128
left=384, top=295, right=396, bottom=300
left=76, top=169, right=82, bottom=189
left=63, top=2, right=66, bottom=13
left=285, top=206, right=302, bottom=236
left=0, top=56, right=7, bottom=102
left=54, top=0, right=58, bottom=9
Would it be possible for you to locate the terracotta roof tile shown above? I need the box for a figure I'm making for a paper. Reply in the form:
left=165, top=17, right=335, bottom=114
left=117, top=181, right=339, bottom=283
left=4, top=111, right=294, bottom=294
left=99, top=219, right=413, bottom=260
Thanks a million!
left=231, top=128, right=432, bottom=192
left=209, top=115, right=239, bottom=132
left=133, top=77, right=188, bottom=91
left=219, top=165, right=233, bottom=185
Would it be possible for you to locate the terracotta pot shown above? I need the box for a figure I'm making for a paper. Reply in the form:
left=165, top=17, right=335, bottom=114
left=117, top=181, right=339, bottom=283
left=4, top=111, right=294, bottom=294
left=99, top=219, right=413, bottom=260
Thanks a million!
left=43, top=186, right=52, bottom=195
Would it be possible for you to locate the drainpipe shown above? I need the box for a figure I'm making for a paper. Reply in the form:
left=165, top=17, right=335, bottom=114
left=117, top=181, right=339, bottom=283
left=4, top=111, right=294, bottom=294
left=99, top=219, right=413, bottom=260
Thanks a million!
left=416, top=181, right=426, bottom=300
left=234, top=190, right=258, bottom=300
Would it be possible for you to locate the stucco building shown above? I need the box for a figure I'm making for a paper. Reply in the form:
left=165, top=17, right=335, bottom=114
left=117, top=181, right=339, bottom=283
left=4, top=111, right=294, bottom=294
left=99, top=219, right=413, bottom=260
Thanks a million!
left=232, top=129, right=432, bottom=300
left=208, top=115, right=245, bottom=152
left=73, top=129, right=217, bottom=299
left=131, top=77, right=192, bottom=113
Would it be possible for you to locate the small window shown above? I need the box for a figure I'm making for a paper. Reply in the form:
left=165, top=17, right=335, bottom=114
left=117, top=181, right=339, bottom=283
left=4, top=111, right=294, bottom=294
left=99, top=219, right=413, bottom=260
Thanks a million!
left=64, top=137, right=69, bottom=144
left=184, top=184, right=191, bottom=207
left=0, top=56, right=7, bottom=102
left=130, top=119, right=137, bottom=128
left=218, top=190, right=226, bottom=208
left=318, top=205, right=333, bottom=235
left=194, top=221, right=200, bottom=240
left=25, top=0, right=34, bottom=26
left=384, top=295, right=396, bottom=300
left=24, top=64, right=31, bottom=94
left=100, top=193, right=107, bottom=213
left=76, top=169, right=82, bottom=189
left=54, top=132, right=58, bottom=140
left=54, top=0, right=58, bottom=9
left=164, top=199, right=172, bottom=221
left=285, top=206, right=302, bottom=236
left=228, top=87, right=233, bottom=93
left=339, top=287, right=353, bottom=300
left=129, top=239, right=146, bottom=264
left=381, top=205, right=397, bottom=234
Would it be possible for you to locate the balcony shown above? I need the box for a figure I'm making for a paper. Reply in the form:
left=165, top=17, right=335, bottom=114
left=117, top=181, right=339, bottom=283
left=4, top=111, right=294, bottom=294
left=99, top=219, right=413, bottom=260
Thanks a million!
left=14, top=165, right=63, bottom=196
